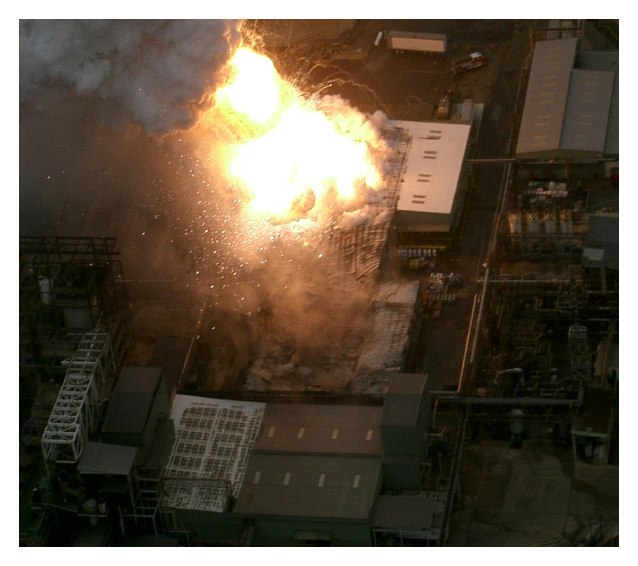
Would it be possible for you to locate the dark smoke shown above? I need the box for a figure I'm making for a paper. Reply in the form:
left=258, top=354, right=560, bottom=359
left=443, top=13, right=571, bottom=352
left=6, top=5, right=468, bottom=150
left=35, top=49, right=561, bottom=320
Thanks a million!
left=19, top=19, right=241, bottom=134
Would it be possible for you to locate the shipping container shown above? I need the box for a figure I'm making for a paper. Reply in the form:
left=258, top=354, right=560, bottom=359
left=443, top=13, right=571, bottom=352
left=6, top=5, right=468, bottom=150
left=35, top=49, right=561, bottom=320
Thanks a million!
left=387, top=31, right=447, bottom=53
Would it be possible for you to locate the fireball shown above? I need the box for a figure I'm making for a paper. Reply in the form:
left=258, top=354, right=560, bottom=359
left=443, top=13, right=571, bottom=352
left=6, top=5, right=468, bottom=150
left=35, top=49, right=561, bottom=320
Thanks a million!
left=214, top=47, right=384, bottom=220
left=215, top=48, right=282, bottom=126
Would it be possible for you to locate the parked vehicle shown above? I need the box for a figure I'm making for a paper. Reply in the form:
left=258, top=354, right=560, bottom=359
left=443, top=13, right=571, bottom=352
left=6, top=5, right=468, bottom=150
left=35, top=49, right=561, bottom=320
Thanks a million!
left=452, top=51, right=487, bottom=73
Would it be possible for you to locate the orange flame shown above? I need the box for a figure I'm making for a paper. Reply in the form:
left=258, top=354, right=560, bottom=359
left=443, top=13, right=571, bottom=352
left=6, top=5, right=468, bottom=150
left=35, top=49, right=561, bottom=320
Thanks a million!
left=214, top=47, right=383, bottom=220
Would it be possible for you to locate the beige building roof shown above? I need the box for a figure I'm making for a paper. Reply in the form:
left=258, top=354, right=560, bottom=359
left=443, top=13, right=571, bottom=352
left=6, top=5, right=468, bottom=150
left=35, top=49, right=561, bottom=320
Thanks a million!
left=392, top=120, right=471, bottom=217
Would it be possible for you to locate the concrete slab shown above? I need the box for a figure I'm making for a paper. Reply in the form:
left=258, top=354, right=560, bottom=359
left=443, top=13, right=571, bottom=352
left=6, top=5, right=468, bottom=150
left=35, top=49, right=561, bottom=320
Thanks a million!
left=500, top=473, right=571, bottom=536
left=456, top=439, right=618, bottom=546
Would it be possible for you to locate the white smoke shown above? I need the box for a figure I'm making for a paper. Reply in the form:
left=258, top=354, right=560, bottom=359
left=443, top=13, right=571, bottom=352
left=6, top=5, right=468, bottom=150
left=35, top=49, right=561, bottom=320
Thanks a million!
left=19, top=19, right=241, bottom=134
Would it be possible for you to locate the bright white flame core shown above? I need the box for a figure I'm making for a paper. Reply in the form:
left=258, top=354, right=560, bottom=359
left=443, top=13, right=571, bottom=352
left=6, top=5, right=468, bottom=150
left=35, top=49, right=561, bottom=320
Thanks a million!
left=215, top=47, right=384, bottom=220
left=215, top=48, right=282, bottom=125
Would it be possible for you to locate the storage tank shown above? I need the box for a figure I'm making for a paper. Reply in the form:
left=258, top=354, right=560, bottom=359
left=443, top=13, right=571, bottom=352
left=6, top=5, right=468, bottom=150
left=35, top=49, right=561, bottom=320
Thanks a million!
left=560, top=209, right=573, bottom=234
left=526, top=210, right=540, bottom=233
left=542, top=209, right=557, bottom=233
left=37, top=276, right=52, bottom=305
left=508, top=210, right=523, bottom=234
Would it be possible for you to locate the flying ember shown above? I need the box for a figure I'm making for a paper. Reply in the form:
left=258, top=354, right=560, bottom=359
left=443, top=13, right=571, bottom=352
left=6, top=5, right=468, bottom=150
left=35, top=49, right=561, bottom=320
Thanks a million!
left=214, top=47, right=384, bottom=220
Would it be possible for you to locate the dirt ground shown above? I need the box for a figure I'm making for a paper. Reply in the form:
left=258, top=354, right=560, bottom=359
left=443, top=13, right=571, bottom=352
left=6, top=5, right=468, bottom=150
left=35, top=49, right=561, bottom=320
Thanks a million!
left=449, top=440, right=619, bottom=546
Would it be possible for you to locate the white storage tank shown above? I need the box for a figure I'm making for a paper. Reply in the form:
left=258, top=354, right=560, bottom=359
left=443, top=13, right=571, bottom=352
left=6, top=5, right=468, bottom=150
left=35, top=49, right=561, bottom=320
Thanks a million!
left=542, top=209, right=557, bottom=233
left=560, top=209, right=573, bottom=234
left=526, top=210, right=540, bottom=233
left=508, top=210, right=523, bottom=234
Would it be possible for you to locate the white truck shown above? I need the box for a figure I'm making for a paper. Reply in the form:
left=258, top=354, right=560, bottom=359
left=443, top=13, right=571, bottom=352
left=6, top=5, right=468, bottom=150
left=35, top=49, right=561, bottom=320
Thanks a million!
left=387, top=31, right=447, bottom=54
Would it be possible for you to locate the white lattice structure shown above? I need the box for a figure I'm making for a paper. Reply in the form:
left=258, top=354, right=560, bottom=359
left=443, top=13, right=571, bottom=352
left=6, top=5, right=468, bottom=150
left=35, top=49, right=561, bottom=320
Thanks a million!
left=41, top=330, right=116, bottom=466
left=163, top=395, right=266, bottom=513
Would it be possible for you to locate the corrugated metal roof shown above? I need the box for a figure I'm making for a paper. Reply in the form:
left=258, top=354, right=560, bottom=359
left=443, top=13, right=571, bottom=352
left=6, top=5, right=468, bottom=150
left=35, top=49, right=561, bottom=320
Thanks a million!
left=392, top=120, right=470, bottom=217
left=356, top=282, right=420, bottom=376
left=252, top=404, right=383, bottom=456
left=234, top=453, right=381, bottom=520
left=356, top=305, right=413, bottom=374
left=604, top=70, right=619, bottom=155
left=77, top=442, right=138, bottom=475
left=575, top=51, right=619, bottom=155
left=387, top=373, right=428, bottom=396
left=373, top=280, right=420, bottom=306
left=516, top=38, right=577, bottom=156
left=102, top=367, right=162, bottom=435
left=371, top=495, right=437, bottom=529
left=561, top=70, right=615, bottom=153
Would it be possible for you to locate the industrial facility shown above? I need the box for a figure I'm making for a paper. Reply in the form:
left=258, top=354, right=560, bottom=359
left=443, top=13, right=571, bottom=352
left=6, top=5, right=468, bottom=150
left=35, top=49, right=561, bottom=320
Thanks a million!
left=19, top=19, right=619, bottom=547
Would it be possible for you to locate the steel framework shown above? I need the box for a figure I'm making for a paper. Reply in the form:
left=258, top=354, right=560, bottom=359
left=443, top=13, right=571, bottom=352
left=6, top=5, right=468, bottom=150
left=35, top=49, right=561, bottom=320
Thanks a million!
left=20, top=236, right=136, bottom=403
left=568, top=325, right=591, bottom=382
left=41, top=330, right=116, bottom=468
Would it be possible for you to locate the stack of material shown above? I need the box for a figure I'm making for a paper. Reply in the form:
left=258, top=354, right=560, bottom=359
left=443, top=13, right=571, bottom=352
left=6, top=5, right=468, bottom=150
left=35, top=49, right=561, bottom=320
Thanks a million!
left=351, top=281, right=421, bottom=393
left=327, top=127, right=409, bottom=282
left=329, top=220, right=392, bottom=281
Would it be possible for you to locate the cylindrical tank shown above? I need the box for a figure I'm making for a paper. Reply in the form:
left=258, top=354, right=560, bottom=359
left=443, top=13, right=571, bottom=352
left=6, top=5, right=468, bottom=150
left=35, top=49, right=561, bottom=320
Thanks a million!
left=542, top=209, right=557, bottom=233
left=508, top=209, right=523, bottom=234
left=526, top=210, right=540, bottom=233
left=509, top=409, right=525, bottom=435
left=37, top=276, right=52, bottom=305
left=82, top=498, right=99, bottom=527
left=560, top=209, right=573, bottom=234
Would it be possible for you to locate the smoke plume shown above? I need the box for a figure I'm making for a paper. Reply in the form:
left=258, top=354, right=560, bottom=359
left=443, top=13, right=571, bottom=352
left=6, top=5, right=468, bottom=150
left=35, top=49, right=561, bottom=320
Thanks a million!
left=19, top=19, right=241, bottom=134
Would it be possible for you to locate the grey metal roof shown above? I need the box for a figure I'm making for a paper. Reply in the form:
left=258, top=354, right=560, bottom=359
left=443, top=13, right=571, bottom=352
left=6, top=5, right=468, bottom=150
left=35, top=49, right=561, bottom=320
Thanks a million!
left=234, top=453, right=381, bottom=520
left=253, top=404, right=383, bottom=456
left=371, top=495, right=437, bottom=530
left=149, top=337, right=190, bottom=395
left=583, top=214, right=619, bottom=269
left=575, top=51, right=619, bottom=155
left=561, top=70, right=615, bottom=153
left=387, top=373, right=428, bottom=396
left=604, top=70, right=619, bottom=155
left=381, top=374, right=428, bottom=428
left=77, top=442, right=138, bottom=475
left=102, top=367, right=163, bottom=434
left=516, top=38, right=577, bottom=156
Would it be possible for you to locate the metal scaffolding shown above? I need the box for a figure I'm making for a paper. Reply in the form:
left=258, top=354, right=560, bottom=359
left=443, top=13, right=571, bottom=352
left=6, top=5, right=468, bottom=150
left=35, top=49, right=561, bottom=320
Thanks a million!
left=41, top=330, right=116, bottom=468
left=20, top=236, right=136, bottom=404
left=569, top=325, right=591, bottom=382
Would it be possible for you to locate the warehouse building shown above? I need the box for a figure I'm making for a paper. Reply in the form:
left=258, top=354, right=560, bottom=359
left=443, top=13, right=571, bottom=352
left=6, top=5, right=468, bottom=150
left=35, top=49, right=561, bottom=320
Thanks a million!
left=516, top=37, right=619, bottom=160
left=161, top=374, right=434, bottom=546
left=391, top=120, right=473, bottom=236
